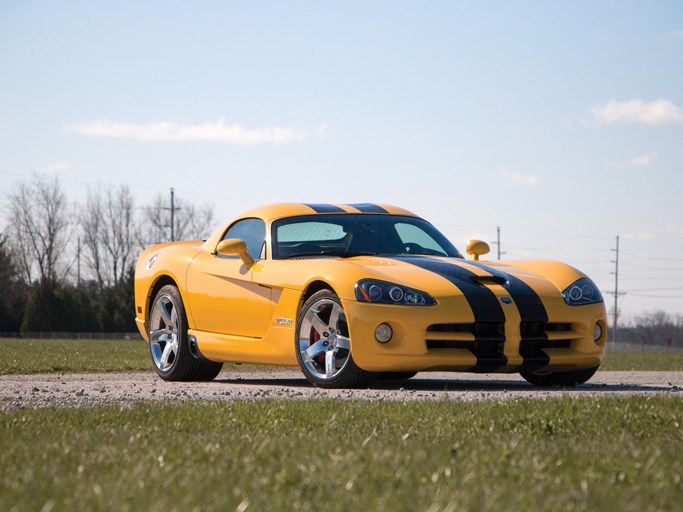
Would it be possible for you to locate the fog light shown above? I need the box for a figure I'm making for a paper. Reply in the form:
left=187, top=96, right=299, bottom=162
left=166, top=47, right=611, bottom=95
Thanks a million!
left=375, top=323, right=393, bottom=343
left=593, top=322, right=602, bottom=342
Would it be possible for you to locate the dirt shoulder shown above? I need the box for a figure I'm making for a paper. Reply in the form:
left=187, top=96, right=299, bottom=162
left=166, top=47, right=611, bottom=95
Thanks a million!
left=1, top=370, right=681, bottom=410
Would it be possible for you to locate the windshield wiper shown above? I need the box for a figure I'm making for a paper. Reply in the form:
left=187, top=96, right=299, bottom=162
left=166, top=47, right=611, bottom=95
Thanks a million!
left=286, top=251, right=376, bottom=259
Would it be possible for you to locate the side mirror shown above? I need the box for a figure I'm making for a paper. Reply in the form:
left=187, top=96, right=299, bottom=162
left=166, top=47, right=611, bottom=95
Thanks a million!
left=465, top=239, right=490, bottom=261
left=216, top=238, right=255, bottom=266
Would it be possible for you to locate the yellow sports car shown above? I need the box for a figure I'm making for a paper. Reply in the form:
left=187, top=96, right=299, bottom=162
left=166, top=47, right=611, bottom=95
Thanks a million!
left=134, top=203, right=607, bottom=388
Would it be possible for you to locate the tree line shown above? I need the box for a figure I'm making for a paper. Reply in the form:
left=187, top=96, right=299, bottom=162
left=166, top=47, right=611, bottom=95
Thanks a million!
left=0, top=174, right=213, bottom=334
left=1, top=174, right=681, bottom=347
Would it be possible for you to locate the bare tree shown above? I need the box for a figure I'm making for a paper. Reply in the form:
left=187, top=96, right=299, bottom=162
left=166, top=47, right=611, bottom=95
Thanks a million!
left=80, top=185, right=137, bottom=289
left=632, top=310, right=675, bottom=346
left=175, top=201, right=215, bottom=241
left=138, top=192, right=215, bottom=247
left=7, top=174, right=72, bottom=284
left=138, top=194, right=168, bottom=247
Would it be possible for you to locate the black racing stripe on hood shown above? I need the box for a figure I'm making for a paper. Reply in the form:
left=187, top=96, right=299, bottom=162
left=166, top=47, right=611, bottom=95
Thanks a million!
left=463, top=261, right=549, bottom=324
left=394, top=256, right=508, bottom=372
left=464, top=260, right=550, bottom=371
left=394, top=257, right=505, bottom=324
left=346, top=203, right=389, bottom=213
left=304, top=203, right=346, bottom=213
left=504, top=276, right=549, bottom=324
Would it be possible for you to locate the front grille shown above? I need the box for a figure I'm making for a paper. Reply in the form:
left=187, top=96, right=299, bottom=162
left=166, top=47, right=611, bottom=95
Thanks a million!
left=426, top=322, right=506, bottom=371
left=427, top=322, right=504, bottom=342
left=424, top=320, right=576, bottom=372
left=426, top=338, right=504, bottom=351
left=546, top=322, right=572, bottom=332
left=426, top=321, right=573, bottom=350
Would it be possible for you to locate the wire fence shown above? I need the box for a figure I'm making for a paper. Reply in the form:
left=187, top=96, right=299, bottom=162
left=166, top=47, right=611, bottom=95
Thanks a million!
left=1, top=332, right=681, bottom=352
left=0, top=332, right=143, bottom=340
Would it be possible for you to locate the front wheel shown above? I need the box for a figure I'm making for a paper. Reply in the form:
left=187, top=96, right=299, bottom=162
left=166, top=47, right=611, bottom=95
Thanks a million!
left=295, top=289, right=373, bottom=388
left=520, top=364, right=600, bottom=387
left=148, top=284, right=223, bottom=381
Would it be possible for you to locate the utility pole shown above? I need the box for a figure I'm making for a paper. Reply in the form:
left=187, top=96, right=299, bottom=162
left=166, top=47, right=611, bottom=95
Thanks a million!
left=610, top=235, right=620, bottom=343
left=163, top=188, right=181, bottom=241
left=491, top=226, right=503, bottom=260
left=496, top=226, right=501, bottom=260
left=170, top=188, right=175, bottom=241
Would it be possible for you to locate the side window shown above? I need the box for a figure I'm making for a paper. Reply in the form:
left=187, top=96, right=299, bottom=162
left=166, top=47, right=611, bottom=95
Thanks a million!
left=222, top=218, right=266, bottom=260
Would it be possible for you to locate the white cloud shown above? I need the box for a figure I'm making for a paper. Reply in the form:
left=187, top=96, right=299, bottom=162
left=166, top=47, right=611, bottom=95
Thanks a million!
left=316, top=122, right=328, bottom=140
left=499, top=169, right=538, bottom=187
left=34, top=162, right=71, bottom=174
left=588, top=99, right=683, bottom=125
left=671, top=29, right=683, bottom=41
left=666, top=224, right=683, bottom=236
left=64, top=119, right=308, bottom=145
left=606, top=152, right=657, bottom=169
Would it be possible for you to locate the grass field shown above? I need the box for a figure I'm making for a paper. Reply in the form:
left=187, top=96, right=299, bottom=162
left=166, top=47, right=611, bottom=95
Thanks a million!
left=0, top=338, right=150, bottom=374
left=2, top=338, right=682, bottom=374
left=1, top=396, right=681, bottom=511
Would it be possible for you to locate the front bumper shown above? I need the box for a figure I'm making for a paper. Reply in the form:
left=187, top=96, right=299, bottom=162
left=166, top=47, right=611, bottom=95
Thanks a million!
left=344, top=296, right=607, bottom=373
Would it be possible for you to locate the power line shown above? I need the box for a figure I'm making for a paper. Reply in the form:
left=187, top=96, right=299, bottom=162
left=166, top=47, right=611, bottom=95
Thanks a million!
left=504, top=226, right=611, bottom=240
left=0, top=169, right=258, bottom=206
left=628, top=293, right=683, bottom=299
left=490, top=225, right=505, bottom=260
left=627, top=286, right=683, bottom=292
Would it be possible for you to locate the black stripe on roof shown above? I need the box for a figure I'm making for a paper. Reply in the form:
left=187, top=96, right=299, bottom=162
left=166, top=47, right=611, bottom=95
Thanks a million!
left=304, top=203, right=346, bottom=213
left=346, top=203, right=389, bottom=213
left=394, top=256, right=507, bottom=372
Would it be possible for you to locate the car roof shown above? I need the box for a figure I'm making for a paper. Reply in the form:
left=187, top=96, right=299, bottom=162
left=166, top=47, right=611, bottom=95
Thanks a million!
left=203, top=203, right=420, bottom=252
left=236, top=203, right=419, bottom=223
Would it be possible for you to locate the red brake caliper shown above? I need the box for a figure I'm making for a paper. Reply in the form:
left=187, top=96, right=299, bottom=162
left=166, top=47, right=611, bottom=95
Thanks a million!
left=310, top=328, right=325, bottom=364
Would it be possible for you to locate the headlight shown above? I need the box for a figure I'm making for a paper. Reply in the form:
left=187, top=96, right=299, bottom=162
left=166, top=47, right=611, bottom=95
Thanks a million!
left=562, top=278, right=603, bottom=306
left=355, top=279, right=436, bottom=306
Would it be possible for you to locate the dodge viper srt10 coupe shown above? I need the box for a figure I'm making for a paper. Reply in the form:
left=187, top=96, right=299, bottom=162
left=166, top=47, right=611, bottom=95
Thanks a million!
left=134, top=203, right=607, bottom=388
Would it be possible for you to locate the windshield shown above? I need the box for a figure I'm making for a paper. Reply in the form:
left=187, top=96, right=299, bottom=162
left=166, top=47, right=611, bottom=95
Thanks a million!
left=272, top=214, right=462, bottom=259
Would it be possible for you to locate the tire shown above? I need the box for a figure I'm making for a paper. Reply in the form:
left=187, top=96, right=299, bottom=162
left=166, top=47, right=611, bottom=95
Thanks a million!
left=295, top=289, right=373, bottom=389
left=520, top=364, right=600, bottom=387
left=378, top=372, right=418, bottom=381
left=148, top=284, right=223, bottom=382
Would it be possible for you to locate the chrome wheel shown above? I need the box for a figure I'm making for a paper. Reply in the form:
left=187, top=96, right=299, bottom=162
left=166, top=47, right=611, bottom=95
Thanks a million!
left=298, top=298, right=351, bottom=381
left=149, top=293, right=180, bottom=372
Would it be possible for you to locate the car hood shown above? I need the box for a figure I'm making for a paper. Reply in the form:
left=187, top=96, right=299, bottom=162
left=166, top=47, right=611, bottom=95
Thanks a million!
left=346, top=255, right=567, bottom=300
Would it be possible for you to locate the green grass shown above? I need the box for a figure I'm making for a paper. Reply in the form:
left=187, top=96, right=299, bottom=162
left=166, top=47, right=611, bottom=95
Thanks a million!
left=0, top=339, right=283, bottom=375
left=1, top=397, right=681, bottom=511
left=600, top=351, right=683, bottom=371
left=0, top=338, right=150, bottom=374
left=1, top=338, right=682, bottom=374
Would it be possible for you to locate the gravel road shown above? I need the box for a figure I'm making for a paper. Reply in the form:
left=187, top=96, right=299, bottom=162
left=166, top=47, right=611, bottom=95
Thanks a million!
left=1, top=370, right=681, bottom=409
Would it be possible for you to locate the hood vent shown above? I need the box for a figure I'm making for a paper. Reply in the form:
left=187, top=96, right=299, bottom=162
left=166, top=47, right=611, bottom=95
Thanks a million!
left=470, top=275, right=508, bottom=286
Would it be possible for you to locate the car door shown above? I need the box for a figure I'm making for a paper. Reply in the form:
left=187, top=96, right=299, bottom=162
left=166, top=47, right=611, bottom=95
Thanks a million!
left=185, top=218, right=272, bottom=338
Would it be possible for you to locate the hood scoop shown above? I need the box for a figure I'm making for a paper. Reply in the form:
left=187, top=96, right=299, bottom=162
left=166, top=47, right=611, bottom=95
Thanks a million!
left=470, top=274, right=508, bottom=286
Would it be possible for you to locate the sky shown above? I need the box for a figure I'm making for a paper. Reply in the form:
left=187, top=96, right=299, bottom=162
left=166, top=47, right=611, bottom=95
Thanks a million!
left=1, top=1, right=682, bottom=321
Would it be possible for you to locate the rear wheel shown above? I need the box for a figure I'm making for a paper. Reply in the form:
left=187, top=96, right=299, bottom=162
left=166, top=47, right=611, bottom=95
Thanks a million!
left=520, top=364, right=600, bottom=387
left=148, top=284, right=223, bottom=381
left=295, top=289, right=373, bottom=388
